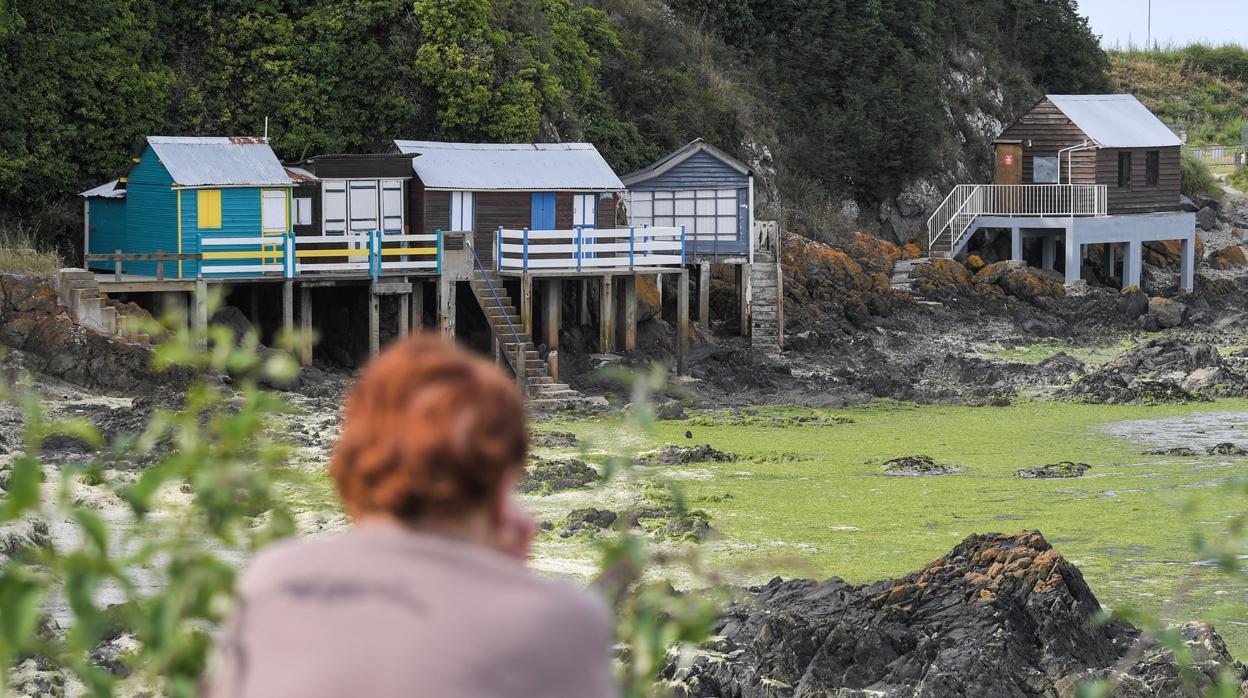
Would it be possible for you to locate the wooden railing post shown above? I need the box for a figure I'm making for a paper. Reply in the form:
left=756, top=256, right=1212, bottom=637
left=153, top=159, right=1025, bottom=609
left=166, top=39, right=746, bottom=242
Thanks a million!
left=113, top=250, right=122, bottom=281
left=155, top=250, right=165, bottom=281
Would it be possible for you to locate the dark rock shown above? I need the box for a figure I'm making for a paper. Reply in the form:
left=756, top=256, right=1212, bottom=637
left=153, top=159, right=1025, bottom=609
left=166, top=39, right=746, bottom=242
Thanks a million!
left=1143, top=446, right=1198, bottom=456
left=1197, top=205, right=1219, bottom=231
left=1121, top=289, right=1150, bottom=318
left=666, top=531, right=1247, bottom=697
left=651, top=444, right=737, bottom=465
left=1180, top=195, right=1199, bottom=213
left=660, top=517, right=714, bottom=541
left=531, top=430, right=579, bottom=448
left=1016, top=461, right=1091, bottom=479
left=1143, top=297, right=1186, bottom=330
left=655, top=399, right=687, bottom=420
left=560, top=507, right=617, bottom=537
left=1206, top=442, right=1248, bottom=456
left=1209, top=245, right=1247, bottom=270
left=1066, top=339, right=1248, bottom=404
left=881, top=455, right=962, bottom=476
left=516, top=458, right=598, bottom=494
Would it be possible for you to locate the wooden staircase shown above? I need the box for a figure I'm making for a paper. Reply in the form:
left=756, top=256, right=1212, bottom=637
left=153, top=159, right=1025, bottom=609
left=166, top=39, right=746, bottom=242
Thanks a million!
left=468, top=269, right=596, bottom=408
left=52, top=268, right=148, bottom=342
left=750, top=223, right=784, bottom=353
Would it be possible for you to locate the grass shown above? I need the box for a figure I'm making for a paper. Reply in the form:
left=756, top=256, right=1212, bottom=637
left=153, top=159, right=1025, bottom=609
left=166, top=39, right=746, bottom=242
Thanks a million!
left=1110, top=47, right=1248, bottom=147
left=0, top=226, right=61, bottom=276
left=539, top=399, right=1248, bottom=658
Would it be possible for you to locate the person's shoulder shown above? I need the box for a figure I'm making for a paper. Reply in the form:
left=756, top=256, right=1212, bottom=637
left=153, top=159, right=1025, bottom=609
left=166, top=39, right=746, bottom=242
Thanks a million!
left=235, top=532, right=349, bottom=593
left=527, top=576, right=613, bottom=634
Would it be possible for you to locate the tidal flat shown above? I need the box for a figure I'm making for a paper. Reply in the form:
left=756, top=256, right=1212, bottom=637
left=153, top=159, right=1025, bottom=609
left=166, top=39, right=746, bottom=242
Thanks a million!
left=528, top=400, right=1248, bottom=657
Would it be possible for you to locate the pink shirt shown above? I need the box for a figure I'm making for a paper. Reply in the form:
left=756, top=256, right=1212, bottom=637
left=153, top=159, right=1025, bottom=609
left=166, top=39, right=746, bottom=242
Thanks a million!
left=208, top=525, right=617, bottom=698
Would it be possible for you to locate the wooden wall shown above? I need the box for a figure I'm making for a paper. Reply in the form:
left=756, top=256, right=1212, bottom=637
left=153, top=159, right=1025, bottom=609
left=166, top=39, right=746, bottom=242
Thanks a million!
left=1097, top=146, right=1181, bottom=214
left=997, top=98, right=1181, bottom=213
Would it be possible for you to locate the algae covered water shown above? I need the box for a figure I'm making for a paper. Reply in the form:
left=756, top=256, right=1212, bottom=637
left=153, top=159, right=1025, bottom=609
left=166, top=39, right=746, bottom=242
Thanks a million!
left=530, top=400, right=1248, bottom=657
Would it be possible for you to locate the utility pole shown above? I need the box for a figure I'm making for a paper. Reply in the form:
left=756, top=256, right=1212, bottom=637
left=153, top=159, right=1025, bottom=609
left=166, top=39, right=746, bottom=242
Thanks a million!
left=1147, top=0, right=1152, bottom=51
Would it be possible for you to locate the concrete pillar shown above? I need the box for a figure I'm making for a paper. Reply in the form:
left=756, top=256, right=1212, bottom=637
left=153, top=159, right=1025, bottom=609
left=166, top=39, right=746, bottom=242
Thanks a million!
left=1180, top=235, right=1195, bottom=292
left=519, top=273, right=533, bottom=337
left=579, top=279, right=590, bottom=325
left=411, top=281, right=424, bottom=331
left=299, top=285, right=313, bottom=366
left=677, top=269, right=689, bottom=375
left=1010, top=228, right=1023, bottom=261
left=1041, top=237, right=1056, bottom=271
left=544, top=279, right=562, bottom=349
left=599, top=275, right=615, bottom=353
left=281, top=280, right=294, bottom=337
left=737, top=263, right=751, bottom=336
left=368, top=287, right=380, bottom=359
left=1125, top=239, right=1143, bottom=289
left=1107, top=244, right=1117, bottom=280
left=622, top=274, right=637, bottom=351
left=437, top=278, right=455, bottom=338
left=697, top=262, right=711, bottom=330
left=1064, top=231, right=1081, bottom=286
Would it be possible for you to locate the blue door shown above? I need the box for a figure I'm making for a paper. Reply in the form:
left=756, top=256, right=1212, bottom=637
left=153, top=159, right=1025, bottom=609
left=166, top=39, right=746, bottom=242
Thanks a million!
left=530, top=192, right=556, bottom=230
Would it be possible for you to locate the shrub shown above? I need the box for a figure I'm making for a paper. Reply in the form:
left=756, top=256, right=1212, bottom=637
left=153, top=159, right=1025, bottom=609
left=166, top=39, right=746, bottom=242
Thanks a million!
left=1180, top=151, right=1224, bottom=199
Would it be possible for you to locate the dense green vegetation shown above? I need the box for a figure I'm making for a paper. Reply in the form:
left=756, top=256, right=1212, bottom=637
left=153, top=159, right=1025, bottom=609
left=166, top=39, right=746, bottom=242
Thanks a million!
left=1111, top=45, right=1248, bottom=146
left=0, top=0, right=1110, bottom=248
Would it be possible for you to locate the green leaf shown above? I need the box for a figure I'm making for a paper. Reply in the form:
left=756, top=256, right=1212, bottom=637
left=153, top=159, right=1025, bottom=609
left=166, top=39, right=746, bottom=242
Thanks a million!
left=0, top=455, right=43, bottom=521
left=0, top=578, right=45, bottom=649
left=72, top=508, right=109, bottom=555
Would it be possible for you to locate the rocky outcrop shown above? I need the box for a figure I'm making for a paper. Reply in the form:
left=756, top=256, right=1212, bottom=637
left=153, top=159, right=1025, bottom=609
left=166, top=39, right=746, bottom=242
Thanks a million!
left=1066, top=339, right=1248, bottom=404
left=667, top=531, right=1246, bottom=697
left=1208, top=245, right=1247, bottom=270
left=0, top=274, right=186, bottom=395
left=782, top=232, right=911, bottom=334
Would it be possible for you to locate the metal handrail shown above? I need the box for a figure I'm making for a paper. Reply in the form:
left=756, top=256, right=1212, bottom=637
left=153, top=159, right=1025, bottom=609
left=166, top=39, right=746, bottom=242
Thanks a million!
left=929, top=183, right=1108, bottom=252
left=465, top=236, right=526, bottom=388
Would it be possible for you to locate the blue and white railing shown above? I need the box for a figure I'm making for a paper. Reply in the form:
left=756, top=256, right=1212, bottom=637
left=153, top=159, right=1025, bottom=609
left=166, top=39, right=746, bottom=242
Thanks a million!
left=496, top=226, right=685, bottom=272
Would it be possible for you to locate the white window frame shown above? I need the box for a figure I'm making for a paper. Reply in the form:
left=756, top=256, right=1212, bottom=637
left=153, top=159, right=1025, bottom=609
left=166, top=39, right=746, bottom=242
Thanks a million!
left=321, top=178, right=406, bottom=237
left=322, top=181, right=347, bottom=235
left=293, top=197, right=313, bottom=226
left=261, top=189, right=288, bottom=233
left=572, top=193, right=597, bottom=228
left=1033, top=156, right=1059, bottom=184
left=628, top=188, right=739, bottom=240
left=450, top=191, right=475, bottom=232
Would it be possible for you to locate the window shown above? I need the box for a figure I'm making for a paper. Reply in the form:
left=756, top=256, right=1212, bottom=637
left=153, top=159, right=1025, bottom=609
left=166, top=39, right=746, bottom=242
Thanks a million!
left=323, top=182, right=347, bottom=235
left=1033, top=156, right=1059, bottom=184
left=197, top=189, right=222, bottom=229
left=382, top=180, right=403, bottom=233
left=572, top=193, right=597, bottom=228
left=293, top=198, right=312, bottom=226
left=262, top=190, right=287, bottom=233
left=349, top=181, right=379, bottom=234
left=628, top=188, right=741, bottom=240
left=1146, top=151, right=1160, bottom=187
left=450, top=191, right=475, bottom=231
left=1118, top=152, right=1133, bottom=188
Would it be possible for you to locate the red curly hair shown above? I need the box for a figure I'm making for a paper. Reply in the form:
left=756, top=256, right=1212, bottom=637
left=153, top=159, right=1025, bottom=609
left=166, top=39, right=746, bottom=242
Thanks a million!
left=330, top=335, right=528, bottom=520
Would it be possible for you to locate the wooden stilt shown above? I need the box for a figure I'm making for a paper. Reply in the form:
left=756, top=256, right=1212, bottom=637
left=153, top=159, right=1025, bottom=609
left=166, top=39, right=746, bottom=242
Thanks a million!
left=623, top=274, right=637, bottom=351
left=368, top=286, right=380, bottom=358
left=398, top=292, right=410, bottom=337
left=411, top=281, right=425, bottom=331
left=281, top=280, right=294, bottom=338
left=677, top=269, right=689, bottom=375
left=737, top=263, right=751, bottom=337
left=437, top=279, right=456, bottom=339
left=299, top=285, right=313, bottom=366
left=579, top=279, right=590, bottom=325
left=520, top=273, right=533, bottom=337
left=599, top=275, right=615, bottom=353
left=544, top=279, right=562, bottom=349
left=697, top=262, right=711, bottom=330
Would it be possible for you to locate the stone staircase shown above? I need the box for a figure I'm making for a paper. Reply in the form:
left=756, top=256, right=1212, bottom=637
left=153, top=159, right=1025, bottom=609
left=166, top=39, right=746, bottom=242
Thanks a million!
left=51, top=268, right=146, bottom=340
left=890, top=258, right=928, bottom=293
left=468, top=269, right=600, bottom=409
left=750, top=247, right=783, bottom=353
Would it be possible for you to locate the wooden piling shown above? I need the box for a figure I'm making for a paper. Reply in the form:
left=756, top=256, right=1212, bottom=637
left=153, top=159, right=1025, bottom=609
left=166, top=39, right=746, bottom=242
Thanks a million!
left=599, top=275, right=615, bottom=353
left=299, top=285, right=313, bottom=366
left=622, top=274, right=637, bottom=351
left=579, top=279, right=590, bottom=325
left=737, top=263, right=751, bottom=337
left=437, top=278, right=456, bottom=338
left=411, top=281, right=424, bottom=331
left=544, top=279, right=562, bottom=349
left=677, top=269, right=689, bottom=375
left=398, top=292, right=410, bottom=337
left=697, top=262, right=711, bottom=330
left=520, top=274, right=533, bottom=337
left=282, top=280, right=294, bottom=338
left=368, top=286, right=380, bottom=359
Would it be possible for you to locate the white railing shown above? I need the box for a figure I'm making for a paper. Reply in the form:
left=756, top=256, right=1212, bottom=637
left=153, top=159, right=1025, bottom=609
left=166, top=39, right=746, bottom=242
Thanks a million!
left=927, top=184, right=1108, bottom=252
left=496, top=226, right=685, bottom=272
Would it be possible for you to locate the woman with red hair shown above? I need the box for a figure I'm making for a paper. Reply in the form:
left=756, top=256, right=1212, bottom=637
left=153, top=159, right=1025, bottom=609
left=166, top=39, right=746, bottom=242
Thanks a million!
left=209, top=336, right=616, bottom=697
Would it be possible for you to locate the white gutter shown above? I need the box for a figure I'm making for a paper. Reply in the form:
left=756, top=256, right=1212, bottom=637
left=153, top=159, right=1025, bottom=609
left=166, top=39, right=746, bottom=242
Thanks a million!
left=1057, top=141, right=1097, bottom=184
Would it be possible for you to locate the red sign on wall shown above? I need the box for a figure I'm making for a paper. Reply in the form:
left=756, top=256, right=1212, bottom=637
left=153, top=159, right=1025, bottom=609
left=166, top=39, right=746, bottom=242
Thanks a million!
left=1003, top=154, right=1016, bottom=166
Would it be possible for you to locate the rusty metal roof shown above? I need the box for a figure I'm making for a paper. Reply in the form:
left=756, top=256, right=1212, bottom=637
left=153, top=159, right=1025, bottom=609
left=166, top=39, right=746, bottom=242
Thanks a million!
left=392, top=140, right=624, bottom=191
left=1046, top=95, right=1183, bottom=149
left=147, top=136, right=293, bottom=187
left=284, top=165, right=318, bottom=183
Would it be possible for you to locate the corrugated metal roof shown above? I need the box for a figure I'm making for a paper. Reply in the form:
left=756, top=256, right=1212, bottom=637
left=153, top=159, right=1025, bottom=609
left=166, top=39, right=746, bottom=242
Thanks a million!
left=1046, top=95, right=1183, bottom=148
left=80, top=180, right=126, bottom=198
left=284, top=165, right=318, bottom=183
left=147, top=136, right=293, bottom=187
left=621, top=138, right=752, bottom=186
left=392, top=141, right=624, bottom=191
